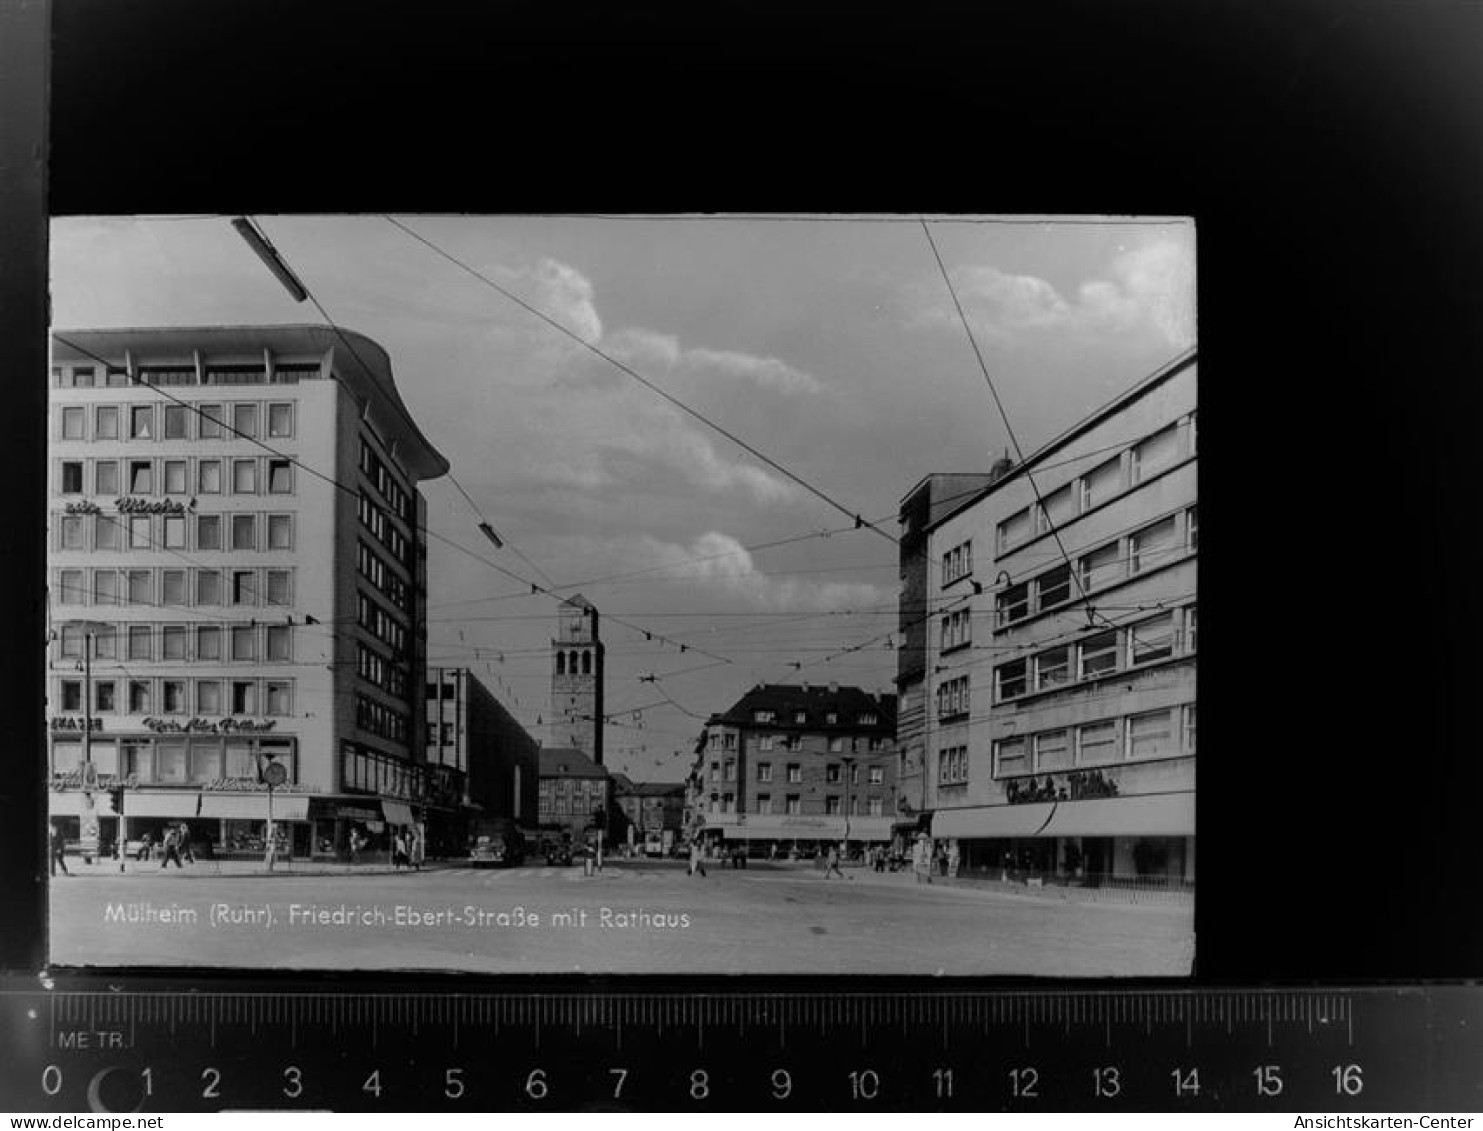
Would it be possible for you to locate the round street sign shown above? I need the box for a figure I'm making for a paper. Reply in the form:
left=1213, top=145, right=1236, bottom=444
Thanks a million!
left=262, top=761, right=288, bottom=787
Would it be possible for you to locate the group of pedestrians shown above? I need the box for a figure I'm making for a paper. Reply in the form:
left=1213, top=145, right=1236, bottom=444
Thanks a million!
left=390, top=826, right=425, bottom=870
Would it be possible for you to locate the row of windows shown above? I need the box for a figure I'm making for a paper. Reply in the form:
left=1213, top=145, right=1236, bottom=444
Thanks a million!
left=357, top=541, right=409, bottom=613
left=342, top=744, right=422, bottom=800
left=53, top=566, right=293, bottom=610
left=940, top=608, right=971, bottom=651
left=357, top=492, right=412, bottom=567
left=357, top=642, right=408, bottom=701
left=57, top=455, right=295, bottom=500
left=357, top=592, right=408, bottom=654
left=59, top=510, right=296, bottom=557
left=51, top=735, right=297, bottom=785
left=53, top=361, right=319, bottom=389
left=752, top=733, right=886, bottom=753
left=723, top=761, right=889, bottom=785
left=360, top=441, right=412, bottom=522
left=55, top=621, right=294, bottom=665
left=555, top=650, right=594, bottom=676
left=994, top=704, right=1197, bottom=777
left=936, top=675, right=970, bottom=721
left=942, top=540, right=973, bottom=585
left=706, top=794, right=886, bottom=817
left=425, top=721, right=458, bottom=747
left=937, top=745, right=969, bottom=786
left=355, top=694, right=409, bottom=745
left=746, top=708, right=880, bottom=727
left=996, top=413, right=1196, bottom=553
left=55, top=400, right=297, bottom=443
left=995, top=605, right=1197, bottom=702
left=996, top=506, right=1197, bottom=627
left=55, top=675, right=293, bottom=717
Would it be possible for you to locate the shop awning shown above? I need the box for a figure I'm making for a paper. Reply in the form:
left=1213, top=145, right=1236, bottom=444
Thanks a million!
left=381, top=800, right=415, bottom=826
left=1044, top=792, right=1194, bottom=838
left=120, top=792, right=205, bottom=819
left=931, top=802, right=1057, bottom=840
left=48, top=792, right=117, bottom=817
left=200, top=794, right=310, bottom=821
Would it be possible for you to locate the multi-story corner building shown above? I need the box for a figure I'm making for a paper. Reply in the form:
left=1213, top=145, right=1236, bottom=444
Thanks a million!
left=548, top=594, right=604, bottom=764
left=537, top=746, right=611, bottom=844
left=695, top=683, right=898, bottom=855
left=46, top=326, right=447, bottom=861
left=906, top=349, right=1197, bottom=886
left=425, top=666, right=540, bottom=853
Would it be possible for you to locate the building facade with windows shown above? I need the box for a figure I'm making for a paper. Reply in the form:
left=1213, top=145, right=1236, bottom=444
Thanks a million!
left=46, top=326, right=448, bottom=861
left=425, top=666, right=540, bottom=854
left=537, top=747, right=611, bottom=844
left=908, top=349, right=1196, bottom=886
left=692, top=683, right=898, bottom=854
left=614, top=779, right=687, bottom=847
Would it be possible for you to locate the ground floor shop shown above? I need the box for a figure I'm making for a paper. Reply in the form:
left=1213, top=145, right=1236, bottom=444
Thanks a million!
left=698, top=814, right=897, bottom=858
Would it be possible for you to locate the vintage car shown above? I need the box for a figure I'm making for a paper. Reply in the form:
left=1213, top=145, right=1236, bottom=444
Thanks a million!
left=468, top=826, right=525, bottom=868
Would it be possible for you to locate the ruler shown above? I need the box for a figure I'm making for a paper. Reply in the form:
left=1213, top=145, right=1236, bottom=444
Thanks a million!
left=3, top=983, right=1478, bottom=1111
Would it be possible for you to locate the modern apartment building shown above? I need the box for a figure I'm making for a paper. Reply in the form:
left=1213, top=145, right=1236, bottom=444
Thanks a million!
left=692, top=683, right=898, bottom=854
left=904, top=349, right=1196, bottom=885
left=46, top=326, right=447, bottom=860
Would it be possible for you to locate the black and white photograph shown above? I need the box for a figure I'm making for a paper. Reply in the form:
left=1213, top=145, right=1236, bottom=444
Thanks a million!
left=43, top=213, right=1197, bottom=976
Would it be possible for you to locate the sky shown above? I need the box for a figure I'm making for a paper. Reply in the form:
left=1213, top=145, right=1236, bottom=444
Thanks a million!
left=49, top=214, right=1196, bottom=783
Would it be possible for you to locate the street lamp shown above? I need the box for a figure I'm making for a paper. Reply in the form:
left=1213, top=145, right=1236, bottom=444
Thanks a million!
left=63, top=620, right=110, bottom=865
left=839, top=754, right=855, bottom=858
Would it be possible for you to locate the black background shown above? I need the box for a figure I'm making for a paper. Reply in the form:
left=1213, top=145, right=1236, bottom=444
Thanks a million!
left=8, top=0, right=1482, bottom=983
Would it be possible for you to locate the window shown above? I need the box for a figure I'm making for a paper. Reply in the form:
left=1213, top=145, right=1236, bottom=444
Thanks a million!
left=128, top=516, right=151, bottom=549
left=828, top=736, right=844, bottom=753
left=196, top=626, right=221, bottom=660
left=825, top=795, right=841, bottom=815
left=1078, top=541, right=1120, bottom=592
left=825, top=711, right=838, bottom=725
left=231, top=681, right=256, bottom=714
left=61, top=407, right=85, bottom=439
left=233, top=459, right=257, bottom=494
left=1077, top=720, right=1119, bottom=765
left=997, top=582, right=1029, bottom=626
left=723, top=759, right=735, bottom=781
left=161, top=569, right=185, bottom=605
left=1186, top=505, right=1198, bottom=551
left=996, top=659, right=1027, bottom=701
left=163, top=515, right=185, bottom=549
left=787, top=764, right=801, bottom=784
left=721, top=793, right=734, bottom=814
left=783, top=734, right=802, bottom=751
left=1129, top=516, right=1177, bottom=574
left=943, top=539, right=973, bottom=584
left=937, top=675, right=970, bottom=717
left=129, top=460, right=153, bottom=494
left=859, top=711, right=878, bottom=725
left=196, top=570, right=221, bottom=605
left=1127, top=710, right=1174, bottom=760
left=199, top=404, right=223, bottom=438
left=92, top=569, right=118, bottom=605
left=995, top=737, right=1027, bottom=776
left=758, top=734, right=774, bottom=752
left=163, top=460, right=187, bottom=494
left=850, top=764, right=861, bottom=785
left=231, top=514, right=256, bottom=551
left=785, top=795, right=801, bottom=815
left=709, top=761, right=719, bottom=781
left=1080, top=456, right=1122, bottom=510
left=268, top=460, right=292, bottom=494
left=60, top=516, right=85, bottom=550
left=1183, top=704, right=1197, bottom=752
left=95, top=681, right=116, bottom=712
left=265, top=681, right=291, bottom=716
left=1078, top=630, right=1118, bottom=678
left=94, top=460, right=118, bottom=495
left=1035, top=729, right=1071, bottom=771
left=1034, top=646, right=1071, bottom=690
left=266, top=570, right=291, bottom=605
left=938, top=745, right=968, bottom=785
left=1183, top=605, right=1197, bottom=652
left=128, top=680, right=151, bottom=713
left=1036, top=484, right=1075, bottom=533
left=58, top=568, right=84, bottom=604
left=231, top=625, right=256, bottom=661
left=267, top=514, right=292, bottom=550
left=196, top=680, right=221, bottom=714
left=1036, top=564, right=1072, bottom=610
left=190, top=743, right=221, bottom=782
left=232, top=571, right=255, bottom=604
left=268, top=403, right=293, bottom=438
left=94, top=625, right=117, bottom=659
left=60, top=681, right=82, bottom=711
left=232, top=403, right=259, bottom=438
left=162, top=681, right=186, bottom=713
left=1128, top=612, right=1176, bottom=665
left=127, top=624, right=152, bottom=660
left=58, top=624, right=82, bottom=659
left=163, top=405, right=188, bottom=439
left=869, top=766, right=883, bottom=784
left=793, top=711, right=806, bottom=725
left=753, top=709, right=775, bottom=723
left=869, top=797, right=883, bottom=816
left=941, top=608, right=971, bottom=650
left=1130, top=424, right=1179, bottom=483
left=997, top=507, right=1032, bottom=551
left=196, top=514, right=221, bottom=550
left=61, top=462, right=83, bottom=493
left=757, top=762, right=772, bottom=782
left=755, top=793, right=772, bottom=815
left=825, top=763, right=841, bottom=784
left=127, top=569, right=151, bottom=605
left=129, top=406, right=153, bottom=439
left=95, top=514, right=120, bottom=550
left=161, top=625, right=186, bottom=660
left=95, top=406, right=119, bottom=438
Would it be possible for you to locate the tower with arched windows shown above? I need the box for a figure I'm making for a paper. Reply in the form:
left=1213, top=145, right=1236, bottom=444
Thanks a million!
left=549, top=594, right=604, bottom=764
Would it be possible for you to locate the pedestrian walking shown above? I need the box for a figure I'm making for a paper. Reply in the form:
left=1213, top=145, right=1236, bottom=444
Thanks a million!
left=161, top=826, right=184, bottom=869
left=392, top=830, right=409, bottom=870
left=49, top=822, right=69, bottom=876
left=135, top=832, right=153, bottom=862
left=824, top=843, right=846, bottom=880
left=177, top=824, right=195, bottom=865
left=688, top=840, right=707, bottom=877
left=913, top=834, right=932, bottom=884
left=410, top=826, right=425, bottom=870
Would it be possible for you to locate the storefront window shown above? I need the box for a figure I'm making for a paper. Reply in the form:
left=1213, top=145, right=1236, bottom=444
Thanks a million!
left=122, top=739, right=152, bottom=781
left=156, top=740, right=188, bottom=783
left=190, top=740, right=222, bottom=782
left=224, top=739, right=256, bottom=779
left=91, top=740, right=118, bottom=776
left=52, top=740, right=82, bottom=774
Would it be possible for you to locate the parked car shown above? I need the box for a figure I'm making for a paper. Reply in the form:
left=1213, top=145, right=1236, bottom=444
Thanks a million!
left=468, top=823, right=525, bottom=867
left=543, top=840, right=574, bottom=866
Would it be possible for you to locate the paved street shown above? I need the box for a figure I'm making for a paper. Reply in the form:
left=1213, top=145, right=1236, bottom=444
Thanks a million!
left=49, top=860, right=1193, bottom=976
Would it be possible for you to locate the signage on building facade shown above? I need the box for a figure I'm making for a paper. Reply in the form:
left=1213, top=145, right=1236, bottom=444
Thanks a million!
left=50, top=717, right=103, bottom=733
left=48, top=771, right=303, bottom=793
left=51, top=771, right=138, bottom=791
left=1005, top=768, right=1120, bottom=805
left=63, top=500, right=101, bottom=515
left=115, top=496, right=196, bottom=515
left=142, top=717, right=278, bottom=734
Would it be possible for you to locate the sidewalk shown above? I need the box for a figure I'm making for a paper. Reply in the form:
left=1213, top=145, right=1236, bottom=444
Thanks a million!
left=49, top=857, right=457, bottom=879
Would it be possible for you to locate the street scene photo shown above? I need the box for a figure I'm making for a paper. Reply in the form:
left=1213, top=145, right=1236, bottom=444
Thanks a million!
left=44, top=215, right=1196, bottom=975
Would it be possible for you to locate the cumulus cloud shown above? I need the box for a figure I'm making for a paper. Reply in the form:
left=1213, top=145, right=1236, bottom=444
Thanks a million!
left=632, top=531, right=891, bottom=612
left=913, top=237, right=1196, bottom=348
left=525, top=257, right=603, bottom=343
left=607, top=328, right=823, bottom=395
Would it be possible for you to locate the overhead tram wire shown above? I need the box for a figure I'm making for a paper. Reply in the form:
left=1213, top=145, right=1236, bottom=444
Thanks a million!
left=380, top=215, right=898, bottom=548
left=363, top=214, right=1191, bottom=228
left=50, top=332, right=740, bottom=671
